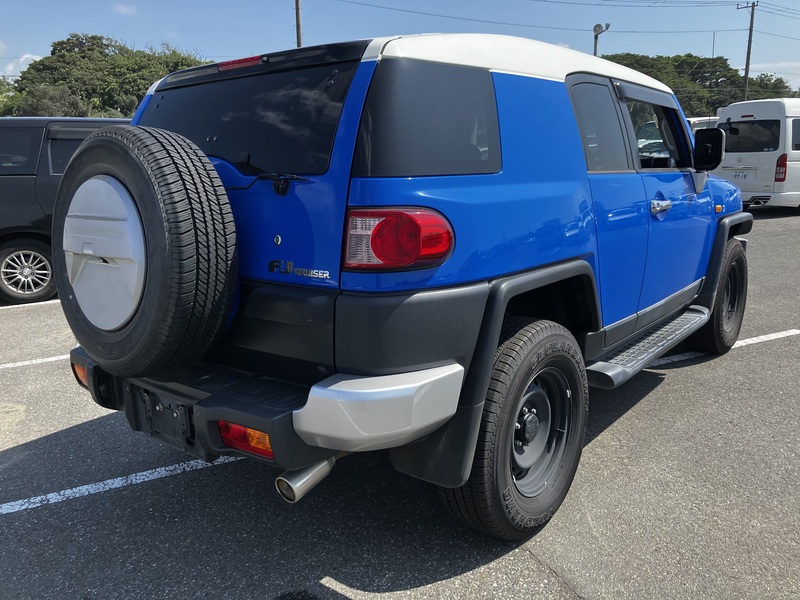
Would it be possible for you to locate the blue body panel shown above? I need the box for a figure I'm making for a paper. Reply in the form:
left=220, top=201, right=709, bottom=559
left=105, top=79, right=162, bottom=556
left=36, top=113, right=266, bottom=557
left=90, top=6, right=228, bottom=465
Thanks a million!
left=588, top=173, right=649, bottom=326
left=341, top=73, right=597, bottom=293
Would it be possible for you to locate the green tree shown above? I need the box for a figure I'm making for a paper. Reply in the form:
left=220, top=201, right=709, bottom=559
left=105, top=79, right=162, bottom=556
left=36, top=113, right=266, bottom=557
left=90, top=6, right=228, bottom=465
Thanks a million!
left=1, top=33, right=205, bottom=117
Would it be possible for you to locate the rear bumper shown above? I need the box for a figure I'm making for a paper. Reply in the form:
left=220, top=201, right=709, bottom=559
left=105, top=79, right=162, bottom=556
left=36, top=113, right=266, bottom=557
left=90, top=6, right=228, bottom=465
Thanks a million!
left=743, top=192, right=800, bottom=207
left=70, top=347, right=463, bottom=469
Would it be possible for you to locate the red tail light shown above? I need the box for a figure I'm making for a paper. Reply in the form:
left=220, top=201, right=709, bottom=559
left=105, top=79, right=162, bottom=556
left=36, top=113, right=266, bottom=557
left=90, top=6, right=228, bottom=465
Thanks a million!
left=344, top=208, right=454, bottom=270
left=217, top=421, right=274, bottom=459
left=775, top=153, right=787, bottom=182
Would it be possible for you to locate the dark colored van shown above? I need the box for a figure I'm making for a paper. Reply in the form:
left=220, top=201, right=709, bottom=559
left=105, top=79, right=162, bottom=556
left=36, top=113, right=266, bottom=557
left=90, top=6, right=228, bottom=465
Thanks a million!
left=0, top=117, right=127, bottom=303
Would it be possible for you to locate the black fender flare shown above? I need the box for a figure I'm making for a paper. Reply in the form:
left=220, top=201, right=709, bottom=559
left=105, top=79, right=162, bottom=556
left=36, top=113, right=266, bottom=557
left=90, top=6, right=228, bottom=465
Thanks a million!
left=390, top=259, right=600, bottom=488
left=696, top=212, right=754, bottom=310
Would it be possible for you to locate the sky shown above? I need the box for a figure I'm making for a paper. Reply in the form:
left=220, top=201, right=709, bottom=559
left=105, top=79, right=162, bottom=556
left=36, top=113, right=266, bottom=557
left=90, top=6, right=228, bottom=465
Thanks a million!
left=2, top=0, right=800, bottom=92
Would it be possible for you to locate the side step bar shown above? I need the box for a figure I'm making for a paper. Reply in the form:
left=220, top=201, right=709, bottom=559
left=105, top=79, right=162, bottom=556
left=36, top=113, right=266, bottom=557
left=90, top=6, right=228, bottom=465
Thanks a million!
left=586, top=306, right=710, bottom=389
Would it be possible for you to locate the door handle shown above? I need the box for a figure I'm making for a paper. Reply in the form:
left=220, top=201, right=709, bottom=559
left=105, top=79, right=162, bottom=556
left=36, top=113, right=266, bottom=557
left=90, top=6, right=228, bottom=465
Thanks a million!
left=650, top=199, right=673, bottom=215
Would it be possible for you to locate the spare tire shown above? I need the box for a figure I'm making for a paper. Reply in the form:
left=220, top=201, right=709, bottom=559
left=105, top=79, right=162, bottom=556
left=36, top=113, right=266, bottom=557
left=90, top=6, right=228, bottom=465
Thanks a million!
left=52, top=125, right=237, bottom=377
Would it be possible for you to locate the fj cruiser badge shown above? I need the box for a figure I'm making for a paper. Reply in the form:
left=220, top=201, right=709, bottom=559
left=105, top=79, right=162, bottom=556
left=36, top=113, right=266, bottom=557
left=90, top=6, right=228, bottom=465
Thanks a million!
left=269, top=260, right=331, bottom=280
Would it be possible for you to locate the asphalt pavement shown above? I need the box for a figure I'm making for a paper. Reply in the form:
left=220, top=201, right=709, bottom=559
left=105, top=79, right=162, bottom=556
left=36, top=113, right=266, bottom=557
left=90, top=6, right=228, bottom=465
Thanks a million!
left=1, top=207, right=798, bottom=600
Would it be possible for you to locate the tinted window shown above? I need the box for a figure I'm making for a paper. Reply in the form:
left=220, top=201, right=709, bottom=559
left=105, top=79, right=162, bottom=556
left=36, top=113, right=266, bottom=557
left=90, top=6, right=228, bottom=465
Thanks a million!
left=791, top=119, right=800, bottom=151
left=353, top=58, right=501, bottom=177
left=138, top=62, right=359, bottom=175
left=49, top=138, right=82, bottom=175
left=719, top=119, right=781, bottom=153
left=0, top=127, right=41, bottom=175
left=571, top=83, right=629, bottom=172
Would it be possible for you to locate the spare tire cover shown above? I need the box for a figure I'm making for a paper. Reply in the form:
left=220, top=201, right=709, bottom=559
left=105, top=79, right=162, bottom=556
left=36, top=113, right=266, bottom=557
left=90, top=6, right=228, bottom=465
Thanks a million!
left=53, top=125, right=237, bottom=377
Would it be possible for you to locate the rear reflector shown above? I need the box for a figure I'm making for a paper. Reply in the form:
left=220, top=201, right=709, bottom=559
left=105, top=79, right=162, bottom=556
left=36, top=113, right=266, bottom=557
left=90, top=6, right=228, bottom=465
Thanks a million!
left=775, top=153, right=787, bottom=182
left=218, top=421, right=274, bottom=459
left=71, top=363, right=89, bottom=389
left=344, top=208, right=454, bottom=270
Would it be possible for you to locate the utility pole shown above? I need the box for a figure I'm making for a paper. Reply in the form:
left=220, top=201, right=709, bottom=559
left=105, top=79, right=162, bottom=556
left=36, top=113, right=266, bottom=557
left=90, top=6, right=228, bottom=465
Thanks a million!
left=738, top=1, right=758, bottom=101
left=295, top=0, right=303, bottom=48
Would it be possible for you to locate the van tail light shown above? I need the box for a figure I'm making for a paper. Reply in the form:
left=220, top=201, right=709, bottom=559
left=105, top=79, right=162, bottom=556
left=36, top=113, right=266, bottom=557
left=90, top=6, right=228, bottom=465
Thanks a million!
left=775, top=153, right=787, bottom=182
left=344, top=208, right=454, bottom=270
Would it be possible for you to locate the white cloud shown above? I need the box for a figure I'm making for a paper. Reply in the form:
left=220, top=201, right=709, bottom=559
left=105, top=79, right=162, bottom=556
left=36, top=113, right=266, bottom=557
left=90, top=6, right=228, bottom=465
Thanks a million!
left=4, top=54, right=41, bottom=77
left=0, top=40, right=8, bottom=55
left=113, top=3, right=138, bottom=16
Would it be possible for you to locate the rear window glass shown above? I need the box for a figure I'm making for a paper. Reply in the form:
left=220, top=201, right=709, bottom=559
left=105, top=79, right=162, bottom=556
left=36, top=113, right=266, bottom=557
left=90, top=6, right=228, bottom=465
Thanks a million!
left=353, top=58, right=501, bottom=177
left=0, top=127, right=41, bottom=175
left=137, top=62, right=359, bottom=175
left=719, top=119, right=780, bottom=153
left=49, top=138, right=82, bottom=175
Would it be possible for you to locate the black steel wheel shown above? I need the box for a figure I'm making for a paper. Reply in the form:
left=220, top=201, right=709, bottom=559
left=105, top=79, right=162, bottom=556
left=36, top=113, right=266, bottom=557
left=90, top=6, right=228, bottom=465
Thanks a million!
left=691, top=238, right=748, bottom=354
left=440, top=318, right=588, bottom=541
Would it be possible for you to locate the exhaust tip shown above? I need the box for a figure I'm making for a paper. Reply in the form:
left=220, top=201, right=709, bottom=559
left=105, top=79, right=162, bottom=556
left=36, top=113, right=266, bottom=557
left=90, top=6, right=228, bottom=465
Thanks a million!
left=275, top=456, right=336, bottom=504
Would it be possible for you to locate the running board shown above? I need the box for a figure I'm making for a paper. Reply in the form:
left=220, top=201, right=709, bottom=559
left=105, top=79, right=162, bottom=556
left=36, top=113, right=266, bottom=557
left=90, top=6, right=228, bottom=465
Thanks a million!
left=586, top=306, right=710, bottom=389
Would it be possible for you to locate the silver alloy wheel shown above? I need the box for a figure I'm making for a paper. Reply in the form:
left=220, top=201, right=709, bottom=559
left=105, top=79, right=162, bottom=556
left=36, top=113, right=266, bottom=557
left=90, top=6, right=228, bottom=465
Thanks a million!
left=63, top=174, right=146, bottom=331
left=1, top=249, right=52, bottom=296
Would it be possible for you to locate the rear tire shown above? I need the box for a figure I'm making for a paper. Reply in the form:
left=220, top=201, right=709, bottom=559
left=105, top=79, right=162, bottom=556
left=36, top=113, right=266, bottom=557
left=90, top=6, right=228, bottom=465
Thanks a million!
left=52, top=125, right=237, bottom=377
left=0, top=239, right=56, bottom=304
left=691, top=238, right=747, bottom=354
left=440, top=319, right=588, bottom=541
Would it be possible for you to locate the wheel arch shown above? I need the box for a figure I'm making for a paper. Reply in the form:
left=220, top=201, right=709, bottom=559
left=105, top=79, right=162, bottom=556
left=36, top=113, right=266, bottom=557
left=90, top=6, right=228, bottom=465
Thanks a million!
left=389, top=259, right=600, bottom=487
left=696, top=211, right=754, bottom=310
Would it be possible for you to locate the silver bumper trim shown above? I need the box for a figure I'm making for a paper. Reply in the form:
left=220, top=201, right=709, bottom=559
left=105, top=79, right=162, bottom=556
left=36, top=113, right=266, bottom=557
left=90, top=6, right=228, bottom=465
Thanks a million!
left=293, top=363, right=464, bottom=452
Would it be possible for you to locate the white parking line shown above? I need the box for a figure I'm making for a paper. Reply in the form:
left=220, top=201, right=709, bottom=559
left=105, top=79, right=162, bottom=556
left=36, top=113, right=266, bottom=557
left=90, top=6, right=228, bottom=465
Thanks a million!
left=0, top=299, right=61, bottom=311
left=0, top=355, right=70, bottom=371
left=1, top=328, right=798, bottom=515
left=650, top=329, right=800, bottom=367
left=0, top=457, right=243, bottom=515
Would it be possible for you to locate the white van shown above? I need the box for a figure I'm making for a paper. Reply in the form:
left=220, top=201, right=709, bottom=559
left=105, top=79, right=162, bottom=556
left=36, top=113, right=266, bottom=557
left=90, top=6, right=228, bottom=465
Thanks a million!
left=714, top=98, right=800, bottom=208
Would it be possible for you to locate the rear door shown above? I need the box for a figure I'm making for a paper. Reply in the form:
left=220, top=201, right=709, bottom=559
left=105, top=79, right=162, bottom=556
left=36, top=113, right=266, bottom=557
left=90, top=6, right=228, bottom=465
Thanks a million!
left=617, top=84, right=715, bottom=315
left=715, top=108, right=782, bottom=196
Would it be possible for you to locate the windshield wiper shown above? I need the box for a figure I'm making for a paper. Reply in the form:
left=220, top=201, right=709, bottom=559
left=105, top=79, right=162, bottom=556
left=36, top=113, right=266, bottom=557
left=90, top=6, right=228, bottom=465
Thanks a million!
left=227, top=171, right=310, bottom=195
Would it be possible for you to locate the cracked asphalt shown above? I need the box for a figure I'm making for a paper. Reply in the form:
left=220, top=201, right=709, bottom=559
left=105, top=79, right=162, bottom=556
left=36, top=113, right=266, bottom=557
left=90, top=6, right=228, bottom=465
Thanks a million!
left=1, top=206, right=798, bottom=599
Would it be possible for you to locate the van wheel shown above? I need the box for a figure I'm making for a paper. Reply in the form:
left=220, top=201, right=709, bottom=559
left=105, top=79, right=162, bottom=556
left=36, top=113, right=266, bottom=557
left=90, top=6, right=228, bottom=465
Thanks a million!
left=691, top=238, right=747, bottom=354
left=439, top=319, right=588, bottom=541
left=0, top=239, right=57, bottom=304
left=52, top=125, right=237, bottom=378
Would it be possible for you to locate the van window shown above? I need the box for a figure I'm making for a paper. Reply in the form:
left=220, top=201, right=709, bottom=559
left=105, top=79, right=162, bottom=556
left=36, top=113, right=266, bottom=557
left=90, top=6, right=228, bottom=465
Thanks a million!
left=792, top=119, right=800, bottom=151
left=571, top=83, right=629, bottom=172
left=625, top=101, right=690, bottom=169
left=719, top=119, right=780, bottom=153
left=0, top=127, right=41, bottom=175
left=353, top=58, right=501, bottom=177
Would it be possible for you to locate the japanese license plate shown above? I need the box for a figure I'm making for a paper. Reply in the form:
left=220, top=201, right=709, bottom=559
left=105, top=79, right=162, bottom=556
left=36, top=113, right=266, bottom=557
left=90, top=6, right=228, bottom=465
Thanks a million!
left=732, top=170, right=749, bottom=180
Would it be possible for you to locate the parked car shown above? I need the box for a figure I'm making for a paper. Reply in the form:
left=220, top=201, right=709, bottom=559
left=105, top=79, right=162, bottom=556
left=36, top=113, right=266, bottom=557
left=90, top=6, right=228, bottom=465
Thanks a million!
left=0, top=117, right=127, bottom=303
left=52, top=34, right=752, bottom=541
left=713, top=98, right=800, bottom=208
left=687, top=116, right=719, bottom=132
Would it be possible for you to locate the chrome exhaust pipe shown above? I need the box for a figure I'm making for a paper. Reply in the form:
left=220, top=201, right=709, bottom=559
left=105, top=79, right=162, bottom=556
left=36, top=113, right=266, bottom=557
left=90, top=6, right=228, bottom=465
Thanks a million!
left=275, top=456, right=336, bottom=503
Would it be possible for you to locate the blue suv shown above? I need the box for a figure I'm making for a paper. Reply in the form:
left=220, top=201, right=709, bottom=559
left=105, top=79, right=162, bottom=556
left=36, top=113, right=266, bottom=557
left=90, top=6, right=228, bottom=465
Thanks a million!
left=52, top=34, right=752, bottom=541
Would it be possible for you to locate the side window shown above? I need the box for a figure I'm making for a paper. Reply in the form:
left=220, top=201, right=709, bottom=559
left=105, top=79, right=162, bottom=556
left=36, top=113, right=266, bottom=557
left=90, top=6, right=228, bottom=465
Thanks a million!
left=571, top=83, right=629, bottom=172
left=792, top=119, right=800, bottom=151
left=0, top=127, right=40, bottom=175
left=353, top=58, right=501, bottom=177
left=626, top=101, right=690, bottom=169
left=48, top=138, right=83, bottom=175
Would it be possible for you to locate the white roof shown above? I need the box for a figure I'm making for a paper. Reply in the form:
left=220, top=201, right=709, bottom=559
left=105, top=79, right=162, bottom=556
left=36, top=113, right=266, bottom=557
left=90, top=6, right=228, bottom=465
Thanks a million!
left=363, top=34, right=672, bottom=94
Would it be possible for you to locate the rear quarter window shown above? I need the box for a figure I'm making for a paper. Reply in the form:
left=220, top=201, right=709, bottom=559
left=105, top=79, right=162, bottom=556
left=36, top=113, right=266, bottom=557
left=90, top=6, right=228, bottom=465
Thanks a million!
left=0, top=127, right=42, bottom=175
left=353, top=58, right=501, bottom=177
left=720, top=119, right=780, bottom=152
